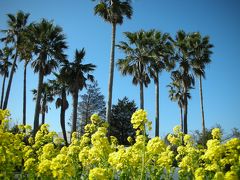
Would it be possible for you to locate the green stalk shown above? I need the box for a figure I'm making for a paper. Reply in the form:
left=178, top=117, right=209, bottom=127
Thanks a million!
left=140, top=124, right=146, bottom=179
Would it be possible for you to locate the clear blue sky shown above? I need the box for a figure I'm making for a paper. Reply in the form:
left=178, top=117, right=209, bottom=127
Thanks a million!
left=0, top=0, right=239, bottom=137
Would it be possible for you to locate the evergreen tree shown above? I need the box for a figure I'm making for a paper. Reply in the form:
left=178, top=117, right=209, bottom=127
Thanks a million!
left=109, top=97, right=137, bottom=145
left=77, top=81, right=105, bottom=135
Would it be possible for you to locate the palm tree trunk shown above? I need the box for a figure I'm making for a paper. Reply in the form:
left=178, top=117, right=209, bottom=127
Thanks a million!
left=33, top=69, right=44, bottom=134
left=41, top=94, right=46, bottom=125
left=41, top=111, right=45, bottom=125
left=0, top=74, right=7, bottom=109
left=106, top=23, right=116, bottom=124
left=180, top=106, right=183, bottom=132
left=140, top=81, right=144, bottom=109
left=183, top=86, right=188, bottom=134
left=3, top=50, right=18, bottom=109
left=83, top=110, right=89, bottom=135
left=22, top=62, right=27, bottom=126
left=155, top=73, right=159, bottom=137
left=61, top=89, right=68, bottom=145
left=71, top=89, right=78, bottom=134
left=200, top=75, right=206, bottom=137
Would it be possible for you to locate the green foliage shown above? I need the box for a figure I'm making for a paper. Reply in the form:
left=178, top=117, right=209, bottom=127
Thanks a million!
left=94, top=0, right=133, bottom=25
left=77, top=81, right=106, bottom=135
left=109, top=97, right=137, bottom=145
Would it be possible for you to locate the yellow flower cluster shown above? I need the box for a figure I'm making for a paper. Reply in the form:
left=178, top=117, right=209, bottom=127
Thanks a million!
left=0, top=109, right=26, bottom=178
left=131, top=109, right=151, bottom=132
left=0, top=109, right=239, bottom=179
left=212, top=128, right=222, bottom=139
left=89, top=167, right=111, bottom=180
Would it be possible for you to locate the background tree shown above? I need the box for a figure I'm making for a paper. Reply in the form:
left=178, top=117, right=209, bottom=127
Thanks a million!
left=227, top=128, right=240, bottom=139
left=0, top=47, right=13, bottom=109
left=117, top=31, right=151, bottom=109
left=0, top=11, right=30, bottom=110
left=29, top=19, right=67, bottom=134
left=77, top=80, right=106, bottom=135
left=93, top=0, right=133, bottom=124
left=109, top=97, right=137, bottom=145
left=62, top=49, right=95, bottom=135
left=192, top=124, right=223, bottom=147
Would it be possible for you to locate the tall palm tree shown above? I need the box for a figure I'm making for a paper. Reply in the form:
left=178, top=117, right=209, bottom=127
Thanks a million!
left=29, top=19, right=67, bottom=134
left=0, top=11, right=30, bottom=110
left=32, top=83, right=54, bottom=125
left=173, top=30, right=196, bottom=134
left=146, top=30, right=174, bottom=137
left=18, top=31, right=33, bottom=126
left=0, top=47, right=13, bottom=109
left=117, top=31, right=151, bottom=109
left=49, top=71, right=69, bottom=145
left=94, top=0, right=133, bottom=123
left=62, top=49, right=95, bottom=135
left=189, top=32, right=213, bottom=137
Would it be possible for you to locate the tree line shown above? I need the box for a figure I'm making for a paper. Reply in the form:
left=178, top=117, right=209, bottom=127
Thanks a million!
left=0, top=0, right=213, bottom=145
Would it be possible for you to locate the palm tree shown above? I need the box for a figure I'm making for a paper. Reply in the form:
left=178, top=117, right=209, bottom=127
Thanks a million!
left=117, top=31, right=151, bottom=109
left=62, top=49, right=95, bottom=135
left=168, top=74, right=191, bottom=132
left=146, top=30, right=174, bottom=137
left=29, top=19, right=67, bottom=134
left=173, top=31, right=196, bottom=134
left=49, top=71, right=69, bottom=145
left=0, top=11, right=30, bottom=110
left=32, top=83, right=54, bottom=125
left=189, top=32, right=213, bottom=137
left=18, top=31, right=33, bottom=126
left=94, top=0, right=133, bottom=123
left=0, top=47, right=13, bottom=109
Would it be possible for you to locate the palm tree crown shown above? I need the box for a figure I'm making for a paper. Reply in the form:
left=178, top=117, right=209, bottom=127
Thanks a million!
left=29, top=19, right=67, bottom=75
left=117, top=31, right=152, bottom=109
left=0, top=11, right=30, bottom=110
left=94, top=0, right=132, bottom=25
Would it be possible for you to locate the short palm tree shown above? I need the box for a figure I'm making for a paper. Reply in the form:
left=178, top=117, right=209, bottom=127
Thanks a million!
left=0, top=47, right=13, bottom=109
left=168, top=73, right=191, bottom=132
left=189, top=32, right=213, bottom=137
left=32, top=83, right=54, bottom=125
left=49, top=71, right=69, bottom=145
left=49, top=69, right=69, bottom=146
left=28, top=19, right=67, bottom=134
left=117, top=31, right=151, bottom=109
left=0, top=11, right=30, bottom=110
left=146, top=30, right=174, bottom=137
left=62, top=49, right=95, bottom=135
left=94, top=0, right=133, bottom=123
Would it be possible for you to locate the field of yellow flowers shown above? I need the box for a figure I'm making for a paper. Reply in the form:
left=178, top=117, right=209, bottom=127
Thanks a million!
left=0, top=109, right=239, bottom=179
